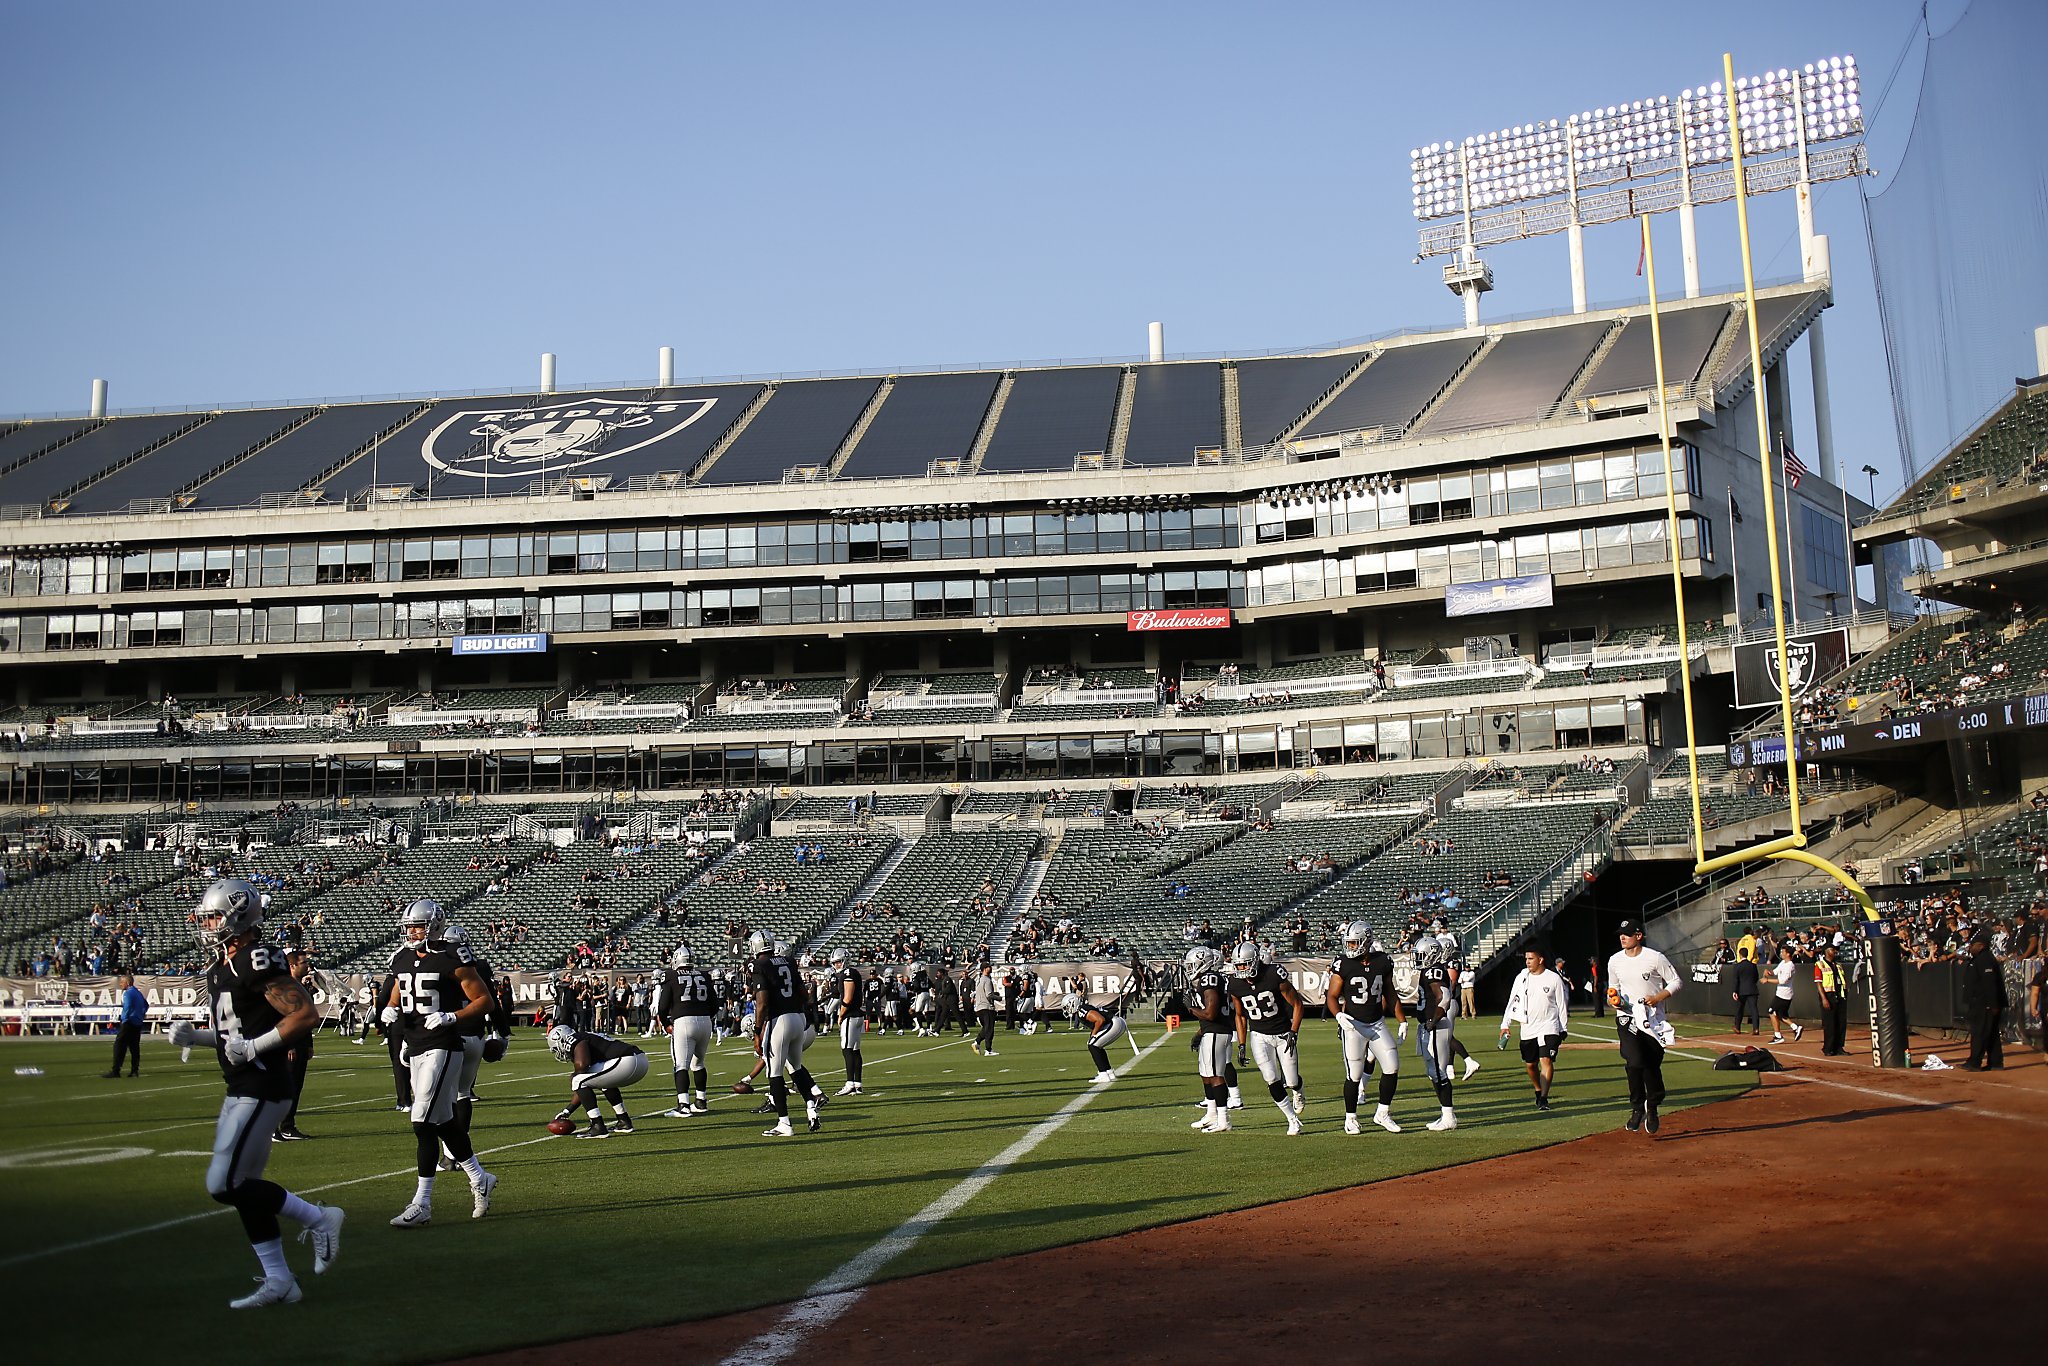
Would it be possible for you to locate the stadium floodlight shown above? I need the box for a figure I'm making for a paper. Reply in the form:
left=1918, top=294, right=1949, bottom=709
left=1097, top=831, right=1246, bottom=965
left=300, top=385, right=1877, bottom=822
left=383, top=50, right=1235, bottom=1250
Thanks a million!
left=1410, top=55, right=1866, bottom=312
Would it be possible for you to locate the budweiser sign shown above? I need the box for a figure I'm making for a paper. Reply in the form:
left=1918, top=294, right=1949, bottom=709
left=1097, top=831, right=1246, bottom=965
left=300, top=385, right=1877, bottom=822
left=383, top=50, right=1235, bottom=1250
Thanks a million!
left=1126, top=608, right=1231, bottom=632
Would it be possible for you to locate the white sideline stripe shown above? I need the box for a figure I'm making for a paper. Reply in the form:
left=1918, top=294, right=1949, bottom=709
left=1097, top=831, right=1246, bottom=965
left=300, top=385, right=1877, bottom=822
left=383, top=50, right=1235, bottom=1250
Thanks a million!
left=720, top=1031, right=1169, bottom=1366
left=1579, top=1021, right=2048, bottom=1129
left=0, top=1132, right=559, bottom=1268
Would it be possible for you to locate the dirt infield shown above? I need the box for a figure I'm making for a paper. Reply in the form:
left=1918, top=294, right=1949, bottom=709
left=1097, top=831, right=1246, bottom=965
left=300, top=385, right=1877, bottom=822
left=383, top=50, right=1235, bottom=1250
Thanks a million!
left=477, top=1026, right=2048, bottom=1365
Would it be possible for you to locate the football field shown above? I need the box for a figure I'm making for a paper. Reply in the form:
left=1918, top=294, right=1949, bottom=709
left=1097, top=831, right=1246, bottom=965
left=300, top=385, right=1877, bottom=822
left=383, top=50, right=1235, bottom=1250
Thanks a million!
left=1, top=1019, right=1749, bottom=1360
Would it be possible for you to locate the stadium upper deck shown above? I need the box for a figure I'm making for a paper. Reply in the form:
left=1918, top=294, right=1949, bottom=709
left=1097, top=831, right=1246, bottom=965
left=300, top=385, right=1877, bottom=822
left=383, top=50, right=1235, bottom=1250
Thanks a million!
left=0, top=280, right=1902, bottom=812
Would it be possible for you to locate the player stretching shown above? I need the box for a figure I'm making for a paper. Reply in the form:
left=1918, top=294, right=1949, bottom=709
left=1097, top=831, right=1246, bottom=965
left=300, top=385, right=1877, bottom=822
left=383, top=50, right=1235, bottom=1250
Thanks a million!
left=1327, top=921, right=1405, bottom=1135
left=1228, top=942, right=1306, bottom=1134
left=547, top=1023, right=648, bottom=1136
left=1060, top=990, right=1130, bottom=1082
left=168, top=878, right=346, bottom=1308
left=656, top=944, right=716, bottom=1117
left=383, top=899, right=498, bottom=1228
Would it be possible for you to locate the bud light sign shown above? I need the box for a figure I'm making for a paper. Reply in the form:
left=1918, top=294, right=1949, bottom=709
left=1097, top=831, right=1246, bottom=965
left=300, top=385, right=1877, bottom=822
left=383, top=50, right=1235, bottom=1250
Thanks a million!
left=452, top=633, right=550, bottom=656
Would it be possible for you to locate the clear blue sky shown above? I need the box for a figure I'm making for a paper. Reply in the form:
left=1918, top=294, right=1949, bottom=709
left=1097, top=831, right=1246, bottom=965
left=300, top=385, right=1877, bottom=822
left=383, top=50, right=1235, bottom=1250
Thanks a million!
left=0, top=0, right=1954, bottom=496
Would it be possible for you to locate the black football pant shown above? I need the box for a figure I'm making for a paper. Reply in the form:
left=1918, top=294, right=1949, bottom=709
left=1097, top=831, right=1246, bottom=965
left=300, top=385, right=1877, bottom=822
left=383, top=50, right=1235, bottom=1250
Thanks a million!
left=283, top=1043, right=313, bottom=1130
left=110, top=1022, right=142, bottom=1076
left=386, top=1031, right=412, bottom=1106
left=1617, top=1028, right=1666, bottom=1115
left=1821, top=999, right=1847, bottom=1055
left=1968, top=1007, right=2004, bottom=1069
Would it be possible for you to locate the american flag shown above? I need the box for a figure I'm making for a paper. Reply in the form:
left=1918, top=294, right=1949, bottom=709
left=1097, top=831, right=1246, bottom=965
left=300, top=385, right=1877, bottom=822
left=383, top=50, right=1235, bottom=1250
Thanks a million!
left=1783, top=443, right=1808, bottom=490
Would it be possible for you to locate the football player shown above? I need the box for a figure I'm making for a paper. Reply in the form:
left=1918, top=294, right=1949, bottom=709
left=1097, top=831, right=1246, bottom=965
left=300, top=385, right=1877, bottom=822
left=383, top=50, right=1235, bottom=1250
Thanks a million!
left=656, top=943, right=716, bottom=1117
left=1413, top=934, right=1461, bottom=1131
left=431, top=924, right=511, bottom=1169
left=380, top=899, right=499, bottom=1228
left=751, top=931, right=827, bottom=1136
left=828, top=948, right=867, bottom=1096
left=547, top=1022, right=648, bottom=1136
left=1228, top=942, right=1305, bottom=1135
left=1183, top=946, right=1234, bottom=1133
left=165, top=878, right=345, bottom=1308
left=1058, top=990, right=1127, bottom=1083
left=1441, top=929, right=1481, bottom=1082
left=1326, top=920, right=1405, bottom=1135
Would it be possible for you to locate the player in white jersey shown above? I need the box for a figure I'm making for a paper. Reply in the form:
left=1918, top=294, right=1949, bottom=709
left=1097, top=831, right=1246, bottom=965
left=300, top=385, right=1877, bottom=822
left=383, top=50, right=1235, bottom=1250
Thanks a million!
left=1607, top=918, right=1682, bottom=1134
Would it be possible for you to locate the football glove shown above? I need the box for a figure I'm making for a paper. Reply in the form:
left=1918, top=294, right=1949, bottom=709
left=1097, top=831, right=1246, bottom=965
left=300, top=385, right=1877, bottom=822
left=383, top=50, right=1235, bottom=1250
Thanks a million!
left=1397, top=1019, right=1410, bottom=1041
left=380, top=1006, right=400, bottom=1026
left=223, top=1034, right=258, bottom=1065
left=423, top=1011, right=460, bottom=1031
left=167, top=1021, right=217, bottom=1050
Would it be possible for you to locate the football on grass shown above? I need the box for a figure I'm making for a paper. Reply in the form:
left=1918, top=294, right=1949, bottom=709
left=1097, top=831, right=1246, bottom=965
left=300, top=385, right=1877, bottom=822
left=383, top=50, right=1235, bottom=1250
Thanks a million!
left=546, top=1117, right=576, bottom=1136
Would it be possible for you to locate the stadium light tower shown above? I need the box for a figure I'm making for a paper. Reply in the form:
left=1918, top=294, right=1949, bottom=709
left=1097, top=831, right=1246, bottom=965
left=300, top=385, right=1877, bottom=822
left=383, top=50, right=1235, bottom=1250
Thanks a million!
left=1409, top=56, right=1863, bottom=317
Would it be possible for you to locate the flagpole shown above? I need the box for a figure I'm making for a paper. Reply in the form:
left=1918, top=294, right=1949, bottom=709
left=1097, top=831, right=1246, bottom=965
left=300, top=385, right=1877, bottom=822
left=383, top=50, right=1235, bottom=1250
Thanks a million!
left=1840, top=479, right=1857, bottom=619
left=1779, top=437, right=1801, bottom=628
left=1727, top=485, right=1742, bottom=627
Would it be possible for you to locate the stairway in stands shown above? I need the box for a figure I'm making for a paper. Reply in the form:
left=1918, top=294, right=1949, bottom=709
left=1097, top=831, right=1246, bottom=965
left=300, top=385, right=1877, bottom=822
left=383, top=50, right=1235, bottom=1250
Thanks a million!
left=805, top=836, right=915, bottom=948
left=986, top=854, right=1053, bottom=958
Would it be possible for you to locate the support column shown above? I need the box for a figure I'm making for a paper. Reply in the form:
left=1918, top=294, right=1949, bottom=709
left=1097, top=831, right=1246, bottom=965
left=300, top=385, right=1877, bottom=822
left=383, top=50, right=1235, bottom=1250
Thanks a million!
left=1568, top=222, right=1588, bottom=314
left=1808, top=314, right=1837, bottom=484
left=1679, top=203, right=1701, bottom=299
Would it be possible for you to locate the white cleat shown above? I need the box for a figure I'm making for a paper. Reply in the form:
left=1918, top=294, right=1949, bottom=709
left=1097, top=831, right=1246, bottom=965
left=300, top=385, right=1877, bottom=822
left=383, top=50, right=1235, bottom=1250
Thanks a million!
left=763, top=1119, right=794, bottom=1137
left=806, top=1099, right=822, bottom=1132
left=1463, top=1057, right=1480, bottom=1081
left=1290, top=1090, right=1306, bottom=1116
left=1343, top=1114, right=1362, bottom=1135
left=690, top=1100, right=710, bottom=1115
left=1284, top=1107, right=1303, bottom=1136
left=1191, top=1114, right=1214, bottom=1130
left=836, top=1082, right=859, bottom=1096
left=1094, top=1070, right=1117, bottom=1084
left=1225, top=1095, right=1244, bottom=1110
left=229, top=1276, right=302, bottom=1310
left=1372, top=1108, right=1402, bottom=1134
left=388, top=1203, right=431, bottom=1229
left=300, top=1204, right=345, bottom=1274
left=1202, top=1116, right=1232, bottom=1133
left=659, top=1106, right=693, bottom=1118
left=470, top=1170, right=497, bottom=1219
left=1427, top=1112, right=1459, bottom=1132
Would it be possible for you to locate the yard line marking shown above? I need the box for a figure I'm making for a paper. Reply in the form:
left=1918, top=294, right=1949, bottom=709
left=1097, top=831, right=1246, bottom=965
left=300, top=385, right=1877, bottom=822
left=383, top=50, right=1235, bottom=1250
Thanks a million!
left=0, top=1132, right=558, bottom=1268
left=720, top=1031, right=1169, bottom=1366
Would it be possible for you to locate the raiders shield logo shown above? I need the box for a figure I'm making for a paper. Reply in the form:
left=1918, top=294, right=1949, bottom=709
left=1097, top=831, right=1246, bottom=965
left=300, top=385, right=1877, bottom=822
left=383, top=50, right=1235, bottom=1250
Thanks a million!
left=420, top=397, right=718, bottom=478
left=1764, top=640, right=1818, bottom=698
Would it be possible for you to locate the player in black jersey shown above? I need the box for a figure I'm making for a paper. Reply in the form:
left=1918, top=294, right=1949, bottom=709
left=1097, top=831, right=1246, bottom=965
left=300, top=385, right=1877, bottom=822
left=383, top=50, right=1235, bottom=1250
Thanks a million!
left=1413, top=934, right=1460, bottom=1131
left=1057, top=988, right=1128, bottom=1082
left=1325, top=920, right=1406, bottom=1135
left=546, top=1022, right=648, bottom=1136
left=164, top=878, right=346, bottom=1309
left=431, top=924, right=511, bottom=1170
left=1227, top=942, right=1306, bottom=1135
left=1182, top=946, right=1235, bottom=1133
left=828, top=948, right=868, bottom=1096
left=750, top=930, right=827, bottom=1136
left=380, top=899, right=499, bottom=1229
left=656, top=944, right=716, bottom=1117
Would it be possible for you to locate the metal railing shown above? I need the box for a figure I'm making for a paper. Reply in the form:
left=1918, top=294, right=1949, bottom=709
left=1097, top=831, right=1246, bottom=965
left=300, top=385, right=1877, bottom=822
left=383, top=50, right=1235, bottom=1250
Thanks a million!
left=1459, top=823, right=1615, bottom=964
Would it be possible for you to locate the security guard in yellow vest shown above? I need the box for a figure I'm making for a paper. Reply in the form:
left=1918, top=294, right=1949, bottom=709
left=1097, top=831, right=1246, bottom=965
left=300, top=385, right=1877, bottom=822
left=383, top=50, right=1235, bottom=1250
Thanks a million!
left=1814, top=942, right=1850, bottom=1056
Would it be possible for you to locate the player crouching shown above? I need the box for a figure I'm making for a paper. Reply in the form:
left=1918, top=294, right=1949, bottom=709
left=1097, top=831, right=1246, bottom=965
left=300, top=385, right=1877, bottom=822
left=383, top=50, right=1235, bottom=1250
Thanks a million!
left=1060, top=990, right=1129, bottom=1083
left=547, top=1023, right=649, bottom=1138
left=168, top=878, right=346, bottom=1308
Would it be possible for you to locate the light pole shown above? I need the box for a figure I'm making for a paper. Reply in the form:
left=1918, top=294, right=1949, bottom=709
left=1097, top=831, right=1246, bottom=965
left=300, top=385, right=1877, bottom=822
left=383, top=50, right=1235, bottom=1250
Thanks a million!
left=1860, top=463, right=1879, bottom=508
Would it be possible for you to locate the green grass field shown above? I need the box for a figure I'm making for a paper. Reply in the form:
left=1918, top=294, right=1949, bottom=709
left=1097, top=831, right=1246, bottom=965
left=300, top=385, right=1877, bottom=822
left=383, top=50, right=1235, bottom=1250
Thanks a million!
left=1, top=1016, right=1750, bottom=1360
